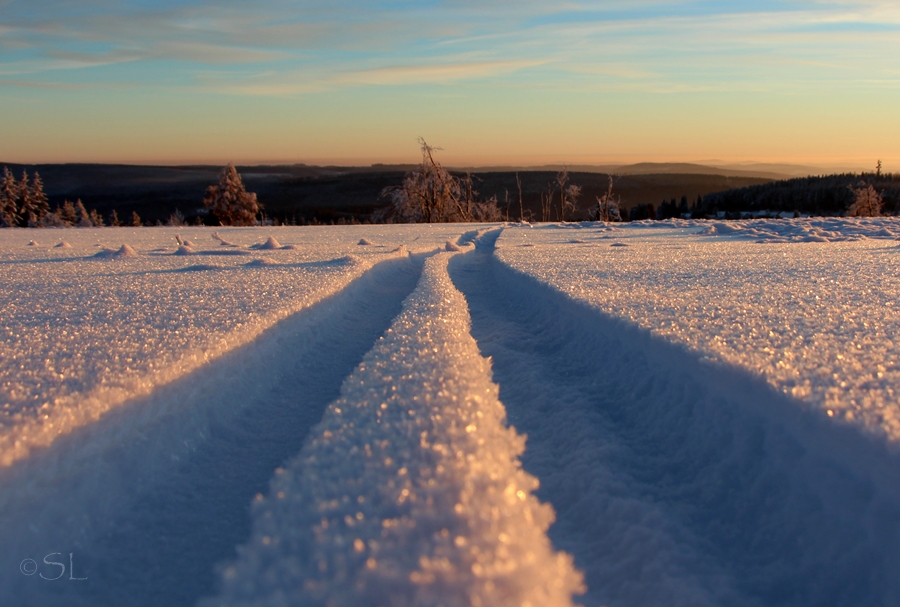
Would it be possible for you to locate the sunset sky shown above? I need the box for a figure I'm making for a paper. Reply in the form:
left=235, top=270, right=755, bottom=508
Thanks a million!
left=1, top=1, right=898, bottom=168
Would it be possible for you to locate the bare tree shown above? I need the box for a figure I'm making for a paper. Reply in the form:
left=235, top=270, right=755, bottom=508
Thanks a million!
left=847, top=183, right=882, bottom=217
left=593, top=175, right=622, bottom=222
left=554, top=169, right=581, bottom=222
left=516, top=173, right=525, bottom=221
left=203, top=163, right=260, bottom=226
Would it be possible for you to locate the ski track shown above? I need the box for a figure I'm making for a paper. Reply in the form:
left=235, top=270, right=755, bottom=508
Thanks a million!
left=0, top=254, right=423, bottom=607
left=448, top=229, right=900, bottom=607
left=204, top=252, right=584, bottom=607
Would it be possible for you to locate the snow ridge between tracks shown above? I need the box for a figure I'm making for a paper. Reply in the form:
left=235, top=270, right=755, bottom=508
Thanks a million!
left=206, top=252, right=584, bottom=607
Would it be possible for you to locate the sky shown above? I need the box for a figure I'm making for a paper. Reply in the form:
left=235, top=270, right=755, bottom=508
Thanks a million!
left=1, top=0, right=898, bottom=168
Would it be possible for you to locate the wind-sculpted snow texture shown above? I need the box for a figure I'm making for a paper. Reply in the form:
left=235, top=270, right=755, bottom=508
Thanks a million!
left=206, top=253, right=584, bottom=607
left=0, top=225, right=467, bottom=467
left=499, top=220, right=900, bottom=441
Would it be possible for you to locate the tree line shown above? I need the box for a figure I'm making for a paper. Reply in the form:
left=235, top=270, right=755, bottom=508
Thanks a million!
left=695, top=170, right=897, bottom=218
left=3, top=155, right=895, bottom=228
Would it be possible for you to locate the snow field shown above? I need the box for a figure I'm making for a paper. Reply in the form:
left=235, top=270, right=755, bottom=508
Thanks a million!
left=2, top=220, right=899, bottom=607
left=205, top=252, right=584, bottom=607
left=498, top=222, right=900, bottom=441
left=0, top=225, right=470, bottom=467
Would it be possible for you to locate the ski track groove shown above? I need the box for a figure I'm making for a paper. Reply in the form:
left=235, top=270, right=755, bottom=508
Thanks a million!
left=0, top=254, right=424, bottom=607
left=448, top=228, right=900, bottom=607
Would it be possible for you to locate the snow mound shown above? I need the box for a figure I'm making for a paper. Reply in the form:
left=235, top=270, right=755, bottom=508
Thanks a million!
left=183, top=239, right=196, bottom=248
left=54, top=241, right=72, bottom=249
left=27, top=240, right=38, bottom=246
left=206, top=254, right=584, bottom=607
left=244, top=258, right=279, bottom=267
left=173, top=245, right=195, bottom=256
left=445, top=239, right=462, bottom=251
left=358, top=238, right=374, bottom=245
left=251, top=236, right=283, bottom=250
left=703, top=217, right=900, bottom=243
left=94, top=244, right=138, bottom=259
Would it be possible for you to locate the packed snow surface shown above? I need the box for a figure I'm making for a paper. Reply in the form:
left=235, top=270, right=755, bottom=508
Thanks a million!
left=1, top=219, right=899, bottom=607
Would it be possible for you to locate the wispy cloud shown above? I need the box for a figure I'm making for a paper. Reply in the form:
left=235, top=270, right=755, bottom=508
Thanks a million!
left=1, top=0, right=898, bottom=93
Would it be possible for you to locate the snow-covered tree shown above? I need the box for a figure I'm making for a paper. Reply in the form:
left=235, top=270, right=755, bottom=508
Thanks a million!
left=131, top=211, right=142, bottom=227
left=203, top=163, right=260, bottom=226
left=847, top=183, right=882, bottom=217
left=0, top=167, right=20, bottom=227
left=109, top=210, right=121, bottom=226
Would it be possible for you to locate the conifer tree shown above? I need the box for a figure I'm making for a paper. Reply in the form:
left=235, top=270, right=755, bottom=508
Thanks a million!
left=131, top=211, right=142, bottom=227
left=0, top=167, right=20, bottom=227
left=109, top=210, right=121, bottom=227
left=30, top=172, right=50, bottom=224
left=89, top=208, right=104, bottom=226
left=203, top=163, right=260, bottom=226
left=17, top=170, right=35, bottom=227
left=75, top=199, right=92, bottom=226
left=60, top=200, right=78, bottom=225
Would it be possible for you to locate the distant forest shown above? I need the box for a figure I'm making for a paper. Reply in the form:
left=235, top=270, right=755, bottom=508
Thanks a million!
left=0, top=162, right=897, bottom=226
left=695, top=173, right=900, bottom=218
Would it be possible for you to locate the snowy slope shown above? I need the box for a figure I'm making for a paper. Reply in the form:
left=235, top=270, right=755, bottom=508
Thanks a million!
left=2, top=221, right=899, bottom=607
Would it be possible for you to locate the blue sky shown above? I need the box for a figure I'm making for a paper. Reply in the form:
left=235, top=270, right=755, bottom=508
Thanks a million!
left=1, top=0, right=898, bottom=166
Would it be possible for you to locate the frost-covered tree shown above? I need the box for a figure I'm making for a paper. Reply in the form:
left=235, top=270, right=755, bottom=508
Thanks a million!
left=108, top=210, right=121, bottom=226
left=131, top=211, right=142, bottom=227
left=0, top=167, right=20, bottom=227
left=28, top=171, right=50, bottom=226
left=593, top=176, right=621, bottom=222
left=89, top=208, right=105, bottom=227
left=380, top=139, right=500, bottom=223
left=167, top=209, right=186, bottom=226
left=75, top=199, right=92, bottom=227
left=555, top=169, right=581, bottom=222
left=203, top=163, right=260, bottom=226
left=847, top=183, right=882, bottom=217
